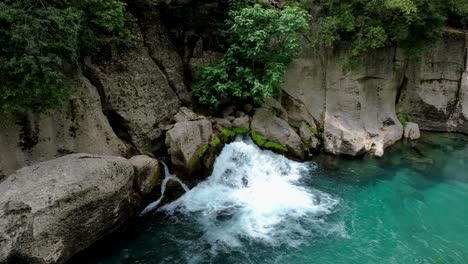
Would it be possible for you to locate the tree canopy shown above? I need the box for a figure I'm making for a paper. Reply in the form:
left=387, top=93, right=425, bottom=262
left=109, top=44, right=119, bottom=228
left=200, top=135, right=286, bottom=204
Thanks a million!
left=193, top=1, right=310, bottom=108
left=312, top=0, right=468, bottom=67
left=0, top=0, right=130, bottom=114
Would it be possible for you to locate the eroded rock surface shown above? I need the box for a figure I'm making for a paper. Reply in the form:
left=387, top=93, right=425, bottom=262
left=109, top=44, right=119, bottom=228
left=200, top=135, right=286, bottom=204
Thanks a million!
left=165, top=119, right=213, bottom=181
left=84, top=26, right=181, bottom=154
left=404, top=123, right=421, bottom=140
left=0, top=74, right=127, bottom=178
left=251, top=106, right=305, bottom=160
left=397, top=30, right=467, bottom=133
left=0, top=154, right=137, bottom=264
left=283, top=43, right=404, bottom=156
left=130, top=155, right=162, bottom=199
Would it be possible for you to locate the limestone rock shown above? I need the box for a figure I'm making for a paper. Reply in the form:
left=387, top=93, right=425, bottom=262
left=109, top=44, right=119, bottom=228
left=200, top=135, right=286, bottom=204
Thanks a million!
left=281, top=94, right=316, bottom=129
left=174, top=107, right=197, bottom=123
left=283, top=42, right=404, bottom=156
left=323, top=112, right=370, bottom=156
left=0, top=154, right=136, bottom=264
left=130, top=2, right=192, bottom=104
left=251, top=108, right=305, bottom=160
left=129, top=155, right=162, bottom=199
left=231, top=116, right=250, bottom=130
left=213, top=118, right=232, bottom=131
left=0, top=73, right=127, bottom=178
left=404, top=122, right=421, bottom=140
left=84, top=25, right=181, bottom=154
left=397, top=30, right=466, bottom=133
left=298, top=122, right=321, bottom=151
left=262, top=98, right=288, bottom=121
left=165, top=119, right=213, bottom=180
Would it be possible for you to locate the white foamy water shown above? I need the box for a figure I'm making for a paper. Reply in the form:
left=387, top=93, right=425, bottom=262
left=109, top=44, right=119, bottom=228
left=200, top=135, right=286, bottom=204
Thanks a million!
left=140, top=162, right=190, bottom=216
left=161, top=136, right=342, bottom=251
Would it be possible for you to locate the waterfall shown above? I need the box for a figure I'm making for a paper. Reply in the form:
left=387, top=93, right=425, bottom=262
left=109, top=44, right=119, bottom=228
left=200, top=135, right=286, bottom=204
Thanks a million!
left=140, top=162, right=189, bottom=216
left=160, top=135, right=342, bottom=251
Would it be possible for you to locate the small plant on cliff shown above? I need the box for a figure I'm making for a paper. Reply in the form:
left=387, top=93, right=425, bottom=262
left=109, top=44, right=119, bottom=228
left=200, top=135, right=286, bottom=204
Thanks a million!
left=398, top=113, right=410, bottom=127
left=0, top=0, right=131, bottom=114
left=192, top=1, right=310, bottom=108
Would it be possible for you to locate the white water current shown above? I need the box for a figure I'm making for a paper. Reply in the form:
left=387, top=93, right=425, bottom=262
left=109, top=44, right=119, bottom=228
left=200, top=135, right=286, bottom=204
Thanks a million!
left=140, top=162, right=190, bottom=216
left=160, top=136, right=343, bottom=252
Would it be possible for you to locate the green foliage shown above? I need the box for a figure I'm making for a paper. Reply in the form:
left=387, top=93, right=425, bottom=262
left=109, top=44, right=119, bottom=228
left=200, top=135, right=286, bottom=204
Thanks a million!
left=251, top=131, right=288, bottom=153
left=0, top=0, right=131, bottom=113
left=398, top=113, right=410, bottom=127
left=309, top=123, right=325, bottom=140
left=312, top=0, right=468, bottom=68
left=193, top=1, right=310, bottom=107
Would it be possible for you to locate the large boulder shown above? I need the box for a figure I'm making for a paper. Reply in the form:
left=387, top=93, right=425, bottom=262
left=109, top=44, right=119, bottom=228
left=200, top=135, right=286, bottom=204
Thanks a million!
left=0, top=154, right=138, bottom=264
left=0, top=73, right=127, bottom=179
left=251, top=107, right=306, bottom=160
left=165, top=119, right=213, bottom=181
left=84, top=25, right=181, bottom=154
left=129, top=155, right=162, bottom=200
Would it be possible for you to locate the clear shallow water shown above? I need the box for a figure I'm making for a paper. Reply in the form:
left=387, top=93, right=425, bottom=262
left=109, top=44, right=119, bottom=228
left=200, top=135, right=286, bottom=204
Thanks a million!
left=77, top=133, right=468, bottom=264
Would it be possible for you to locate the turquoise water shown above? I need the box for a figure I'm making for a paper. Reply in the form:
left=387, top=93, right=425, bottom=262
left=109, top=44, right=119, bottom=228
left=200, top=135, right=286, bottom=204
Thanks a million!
left=78, top=133, right=468, bottom=264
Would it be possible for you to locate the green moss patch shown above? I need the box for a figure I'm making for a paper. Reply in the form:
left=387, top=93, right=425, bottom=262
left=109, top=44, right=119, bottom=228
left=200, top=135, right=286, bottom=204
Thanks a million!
left=251, top=131, right=288, bottom=153
left=221, top=127, right=250, bottom=138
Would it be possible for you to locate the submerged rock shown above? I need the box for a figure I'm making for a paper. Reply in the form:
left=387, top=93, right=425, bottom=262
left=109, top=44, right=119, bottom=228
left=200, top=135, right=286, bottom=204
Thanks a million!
left=404, top=122, right=421, bottom=140
left=0, top=154, right=138, bottom=264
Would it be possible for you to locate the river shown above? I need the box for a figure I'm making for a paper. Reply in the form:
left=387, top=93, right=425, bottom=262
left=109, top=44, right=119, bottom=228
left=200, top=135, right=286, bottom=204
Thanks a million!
left=75, top=132, right=468, bottom=264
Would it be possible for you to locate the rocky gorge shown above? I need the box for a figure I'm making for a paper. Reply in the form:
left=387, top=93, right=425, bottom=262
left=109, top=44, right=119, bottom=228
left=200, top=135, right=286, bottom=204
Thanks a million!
left=0, top=1, right=467, bottom=263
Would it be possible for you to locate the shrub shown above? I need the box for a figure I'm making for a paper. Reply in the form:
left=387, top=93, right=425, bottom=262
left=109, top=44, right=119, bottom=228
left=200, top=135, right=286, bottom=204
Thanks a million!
left=192, top=1, right=310, bottom=108
left=398, top=113, right=410, bottom=127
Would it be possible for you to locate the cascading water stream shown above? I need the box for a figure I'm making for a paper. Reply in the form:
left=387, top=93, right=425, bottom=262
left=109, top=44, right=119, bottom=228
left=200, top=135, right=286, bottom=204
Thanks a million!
left=140, top=162, right=190, bottom=216
left=160, top=135, right=343, bottom=252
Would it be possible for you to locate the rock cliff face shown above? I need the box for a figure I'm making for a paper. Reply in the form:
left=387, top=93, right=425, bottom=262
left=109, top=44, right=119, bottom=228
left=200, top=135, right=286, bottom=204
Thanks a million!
left=1, top=28, right=466, bottom=177
left=0, top=74, right=128, bottom=179
left=84, top=24, right=181, bottom=154
left=397, top=30, right=468, bottom=134
left=282, top=29, right=467, bottom=157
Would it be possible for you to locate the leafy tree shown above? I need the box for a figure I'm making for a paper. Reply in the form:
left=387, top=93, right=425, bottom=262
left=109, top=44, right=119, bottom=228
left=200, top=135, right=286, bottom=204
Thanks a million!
left=312, top=0, right=468, bottom=68
left=193, top=1, right=310, bottom=108
left=0, top=0, right=130, bottom=114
